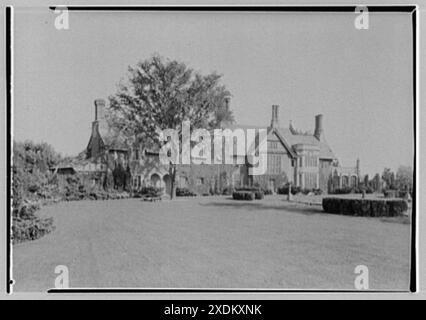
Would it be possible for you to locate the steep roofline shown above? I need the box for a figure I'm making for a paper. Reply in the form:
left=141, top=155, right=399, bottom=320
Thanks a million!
left=269, top=127, right=298, bottom=159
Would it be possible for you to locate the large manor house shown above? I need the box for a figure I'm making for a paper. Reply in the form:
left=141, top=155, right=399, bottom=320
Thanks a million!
left=57, top=99, right=360, bottom=196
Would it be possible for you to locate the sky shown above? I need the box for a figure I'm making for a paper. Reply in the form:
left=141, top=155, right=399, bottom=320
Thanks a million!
left=13, top=8, right=414, bottom=176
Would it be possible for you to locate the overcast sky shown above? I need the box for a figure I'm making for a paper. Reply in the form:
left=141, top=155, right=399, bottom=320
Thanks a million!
left=13, top=8, right=414, bottom=175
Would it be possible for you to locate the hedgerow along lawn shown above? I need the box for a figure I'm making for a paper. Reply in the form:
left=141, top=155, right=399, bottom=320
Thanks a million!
left=12, top=196, right=411, bottom=291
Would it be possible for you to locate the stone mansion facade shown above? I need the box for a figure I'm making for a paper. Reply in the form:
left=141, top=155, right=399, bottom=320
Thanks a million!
left=57, top=99, right=360, bottom=196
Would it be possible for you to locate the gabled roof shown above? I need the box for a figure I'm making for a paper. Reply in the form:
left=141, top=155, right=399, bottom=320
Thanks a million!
left=270, top=127, right=297, bottom=158
left=223, top=123, right=336, bottom=160
left=276, top=127, right=336, bottom=160
left=221, top=124, right=297, bottom=159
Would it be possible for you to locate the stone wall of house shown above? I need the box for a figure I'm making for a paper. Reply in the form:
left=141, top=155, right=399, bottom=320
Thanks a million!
left=176, top=163, right=240, bottom=195
left=319, top=159, right=333, bottom=192
left=128, top=153, right=242, bottom=195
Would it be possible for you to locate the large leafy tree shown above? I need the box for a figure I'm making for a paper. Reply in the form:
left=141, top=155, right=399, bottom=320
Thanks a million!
left=382, top=168, right=396, bottom=190
left=108, top=54, right=233, bottom=198
left=395, top=165, right=413, bottom=191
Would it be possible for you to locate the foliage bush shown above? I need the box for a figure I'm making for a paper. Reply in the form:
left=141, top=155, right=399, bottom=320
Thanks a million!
left=254, top=191, right=264, bottom=200
left=176, top=187, right=197, bottom=197
left=277, top=185, right=322, bottom=196
left=263, top=188, right=273, bottom=195
left=313, top=188, right=323, bottom=195
left=232, top=191, right=255, bottom=201
left=277, top=184, right=302, bottom=195
left=322, top=197, right=408, bottom=217
left=12, top=141, right=61, bottom=243
left=353, top=185, right=374, bottom=194
left=330, top=187, right=353, bottom=194
left=12, top=215, right=55, bottom=244
left=234, top=186, right=264, bottom=199
left=222, top=187, right=233, bottom=195
left=383, top=189, right=397, bottom=198
left=331, top=186, right=375, bottom=195
left=135, top=186, right=163, bottom=197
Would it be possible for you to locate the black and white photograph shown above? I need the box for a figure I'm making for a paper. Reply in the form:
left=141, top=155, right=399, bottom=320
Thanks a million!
left=5, top=4, right=418, bottom=297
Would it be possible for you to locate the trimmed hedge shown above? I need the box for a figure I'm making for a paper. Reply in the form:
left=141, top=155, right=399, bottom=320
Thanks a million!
left=277, top=185, right=301, bottom=195
left=135, top=187, right=163, bottom=198
left=234, top=187, right=264, bottom=200
left=232, top=191, right=255, bottom=201
left=176, top=187, right=197, bottom=197
left=322, top=197, right=408, bottom=217
left=277, top=185, right=322, bottom=195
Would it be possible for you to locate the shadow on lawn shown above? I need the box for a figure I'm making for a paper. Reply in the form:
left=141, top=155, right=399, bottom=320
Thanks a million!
left=200, top=199, right=324, bottom=216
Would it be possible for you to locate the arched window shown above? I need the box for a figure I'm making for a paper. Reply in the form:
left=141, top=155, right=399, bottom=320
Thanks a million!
left=351, top=175, right=358, bottom=187
left=342, top=175, right=349, bottom=187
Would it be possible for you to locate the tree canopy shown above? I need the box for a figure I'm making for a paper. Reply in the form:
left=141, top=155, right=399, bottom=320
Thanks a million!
left=107, top=55, right=234, bottom=198
left=395, top=165, right=413, bottom=190
left=108, top=54, right=233, bottom=148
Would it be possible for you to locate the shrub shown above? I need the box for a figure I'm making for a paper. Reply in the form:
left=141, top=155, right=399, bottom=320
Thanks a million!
left=234, top=187, right=264, bottom=199
left=277, top=184, right=301, bottom=195
left=384, top=189, right=397, bottom=198
left=254, top=191, right=264, bottom=200
left=300, top=188, right=319, bottom=195
left=263, top=189, right=273, bottom=195
left=330, top=187, right=353, bottom=194
left=365, top=186, right=374, bottom=194
left=232, top=191, right=255, bottom=200
left=322, top=197, right=408, bottom=217
left=313, top=188, right=323, bottom=195
left=331, top=186, right=375, bottom=195
left=176, top=187, right=197, bottom=197
left=12, top=215, right=55, bottom=244
left=12, top=141, right=63, bottom=243
left=137, top=186, right=163, bottom=197
left=12, top=200, right=55, bottom=244
left=222, top=187, right=233, bottom=195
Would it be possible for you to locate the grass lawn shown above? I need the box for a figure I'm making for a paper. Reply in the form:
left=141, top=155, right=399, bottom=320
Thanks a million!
left=12, top=196, right=411, bottom=291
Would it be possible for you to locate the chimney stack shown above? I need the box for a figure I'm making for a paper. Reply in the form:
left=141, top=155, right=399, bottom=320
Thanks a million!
left=314, top=114, right=323, bottom=140
left=356, top=158, right=360, bottom=176
left=94, top=99, right=106, bottom=121
left=270, top=105, right=280, bottom=128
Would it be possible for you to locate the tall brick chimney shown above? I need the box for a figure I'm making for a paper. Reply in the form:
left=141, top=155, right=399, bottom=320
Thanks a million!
left=87, top=99, right=108, bottom=159
left=356, top=158, right=360, bottom=176
left=270, top=105, right=280, bottom=128
left=314, top=114, right=323, bottom=141
left=94, top=99, right=106, bottom=121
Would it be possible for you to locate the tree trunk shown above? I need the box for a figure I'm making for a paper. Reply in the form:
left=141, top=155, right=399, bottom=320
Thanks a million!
left=169, top=163, right=177, bottom=199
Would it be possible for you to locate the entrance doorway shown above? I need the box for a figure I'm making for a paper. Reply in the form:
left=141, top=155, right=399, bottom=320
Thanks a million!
left=150, top=173, right=161, bottom=188
left=163, top=174, right=172, bottom=196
